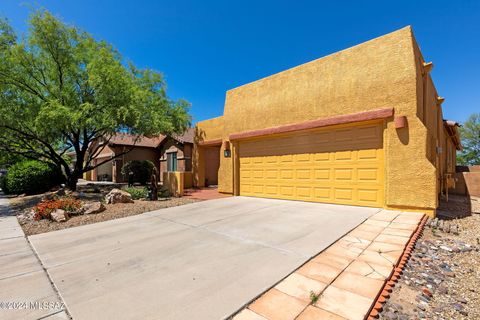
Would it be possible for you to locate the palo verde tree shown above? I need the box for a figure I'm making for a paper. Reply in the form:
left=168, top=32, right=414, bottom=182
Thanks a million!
left=0, top=11, right=190, bottom=190
left=457, top=113, right=480, bottom=166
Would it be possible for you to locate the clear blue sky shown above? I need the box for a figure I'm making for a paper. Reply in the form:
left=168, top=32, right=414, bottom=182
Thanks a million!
left=1, top=0, right=479, bottom=124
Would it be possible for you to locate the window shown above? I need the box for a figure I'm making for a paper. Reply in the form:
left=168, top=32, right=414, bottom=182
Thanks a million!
left=167, top=152, right=177, bottom=172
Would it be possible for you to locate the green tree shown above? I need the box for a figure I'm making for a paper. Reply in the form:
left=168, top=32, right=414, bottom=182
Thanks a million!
left=0, top=150, right=24, bottom=168
left=457, top=113, right=480, bottom=166
left=0, top=11, right=190, bottom=190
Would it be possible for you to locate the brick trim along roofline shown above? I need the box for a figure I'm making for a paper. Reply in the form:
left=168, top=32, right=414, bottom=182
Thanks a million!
left=197, top=138, right=223, bottom=146
left=229, top=107, right=394, bottom=141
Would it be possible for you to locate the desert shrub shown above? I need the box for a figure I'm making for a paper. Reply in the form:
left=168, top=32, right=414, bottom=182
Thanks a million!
left=158, top=186, right=172, bottom=198
left=33, top=196, right=82, bottom=220
left=123, top=186, right=148, bottom=200
left=0, top=174, right=6, bottom=193
left=4, top=161, right=64, bottom=195
left=121, top=160, right=154, bottom=185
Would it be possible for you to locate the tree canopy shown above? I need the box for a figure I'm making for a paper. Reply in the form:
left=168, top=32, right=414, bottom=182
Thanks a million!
left=457, top=113, right=480, bottom=166
left=0, top=11, right=190, bottom=189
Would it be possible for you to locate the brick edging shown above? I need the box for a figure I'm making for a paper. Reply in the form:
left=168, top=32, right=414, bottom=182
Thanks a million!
left=366, top=215, right=429, bottom=319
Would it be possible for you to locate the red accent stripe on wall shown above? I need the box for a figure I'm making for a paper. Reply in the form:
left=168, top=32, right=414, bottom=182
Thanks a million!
left=229, top=108, right=394, bottom=141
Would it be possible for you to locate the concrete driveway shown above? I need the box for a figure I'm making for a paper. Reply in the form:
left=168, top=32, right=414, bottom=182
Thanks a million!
left=29, top=197, right=379, bottom=320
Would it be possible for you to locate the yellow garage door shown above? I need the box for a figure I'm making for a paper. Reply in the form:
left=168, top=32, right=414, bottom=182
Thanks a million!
left=239, top=122, right=384, bottom=207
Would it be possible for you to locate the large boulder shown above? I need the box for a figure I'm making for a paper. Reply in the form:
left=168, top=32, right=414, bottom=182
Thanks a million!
left=105, top=188, right=134, bottom=204
left=51, top=209, right=68, bottom=222
left=82, top=201, right=106, bottom=215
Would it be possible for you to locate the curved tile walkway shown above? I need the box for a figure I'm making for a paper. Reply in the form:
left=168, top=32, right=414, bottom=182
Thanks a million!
left=232, top=210, right=425, bottom=320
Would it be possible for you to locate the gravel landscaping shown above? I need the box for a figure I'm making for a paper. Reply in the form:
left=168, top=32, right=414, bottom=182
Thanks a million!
left=379, top=195, right=480, bottom=320
left=10, top=185, right=199, bottom=236
left=18, top=198, right=199, bottom=236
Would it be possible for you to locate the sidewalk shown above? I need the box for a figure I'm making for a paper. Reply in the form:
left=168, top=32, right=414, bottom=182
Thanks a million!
left=0, top=194, right=68, bottom=320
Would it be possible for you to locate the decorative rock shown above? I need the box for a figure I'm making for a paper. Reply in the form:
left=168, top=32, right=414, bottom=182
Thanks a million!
left=422, top=287, right=433, bottom=298
left=51, top=209, right=68, bottom=222
left=456, top=297, right=468, bottom=304
left=440, top=245, right=453, bottom=252
left=451, top=225, right=459, bottom=235
left=82, top=202, right=106, bottom=215
left=452, top=303, right=468, bottom=316
left=105, top=189, right=134, bottom=204
left=432, top=306, right=443, bottom=314
left=438, top=285, right=448, bottom=294
left=384, top=311, right=398, bottom=320
left=444, top=223, right=451, bottom=233
left=444, top=271, right=456, bottom=278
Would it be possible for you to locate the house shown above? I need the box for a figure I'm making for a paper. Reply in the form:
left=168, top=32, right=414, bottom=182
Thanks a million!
left=158, top=129, right=194, bottom=185
left=193, top=26, right=461, bottom=217
left=85, top=129, right=194, bottom=184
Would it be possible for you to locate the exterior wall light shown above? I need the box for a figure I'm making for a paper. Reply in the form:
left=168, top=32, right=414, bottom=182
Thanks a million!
left=223, top=141, right=231, bottom=158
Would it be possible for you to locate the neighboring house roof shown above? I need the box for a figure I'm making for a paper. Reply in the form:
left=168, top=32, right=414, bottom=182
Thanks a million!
left=444, top=120, right=462, bottom=151
left=107, top=128, right=194, bottom=149
left=157, top=128, right=195, bottom=148
left=171, top=128, right=195, bottom=144
left=109, top=133, right=165, bottom=148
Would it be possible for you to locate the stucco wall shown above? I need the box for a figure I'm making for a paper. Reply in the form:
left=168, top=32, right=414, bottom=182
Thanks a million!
left=158, top=140, right=193, bottom=182
left=193, top=117, right=224, bottom=187
left=196, top=26, right=451, bottom=214
left=91, top=144, right=114, bottom=181
left=112, top=146, right=159, bottom=183
left=196, top=116, right=224, bottom=142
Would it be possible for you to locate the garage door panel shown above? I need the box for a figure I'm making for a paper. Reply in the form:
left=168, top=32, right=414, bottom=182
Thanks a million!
left=314, top=169, right=330, bottom=180
left=313, top=153, right=330, bottom=162
left=296, top=187, right=312, bottom=198
left=334, top=188, right=354, bottom=201
left=280, top=170, right=294, bottom=179
left=280, top=186, right=294, bottom=197
left=265, top=169, right=278, bottom=179
left=264, top=185, right=278, bottom=195
left=296, top=169, right=311, bottom=180
left=239, top=123, right=384, bottom=207
left=334, top=150, right=354, bottom=161
left=334, top=168, right=354, bottom=181
left=314, top=187, right=331, bottom=200
left=358, top=149, right=381, bottom=160
left=357, top=168, right=380, bottom=182
left=294, top=154, right=311, bottom=162
left=358, top=189, right=379, bottom=203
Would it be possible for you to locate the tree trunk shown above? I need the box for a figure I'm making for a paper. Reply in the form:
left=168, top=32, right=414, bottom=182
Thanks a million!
left=66, top=173, right=79, bottom=191
left=66, top=150, right=86, bottom=192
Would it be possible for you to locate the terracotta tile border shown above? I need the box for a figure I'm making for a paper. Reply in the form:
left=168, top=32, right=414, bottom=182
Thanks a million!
left=366, top=215, right=428, bottom=319
left=230, top=210, right=427, bottom=320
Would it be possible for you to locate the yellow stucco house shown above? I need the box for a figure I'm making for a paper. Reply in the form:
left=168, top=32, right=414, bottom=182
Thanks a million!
left=193, top=26, right=461, bottom=217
